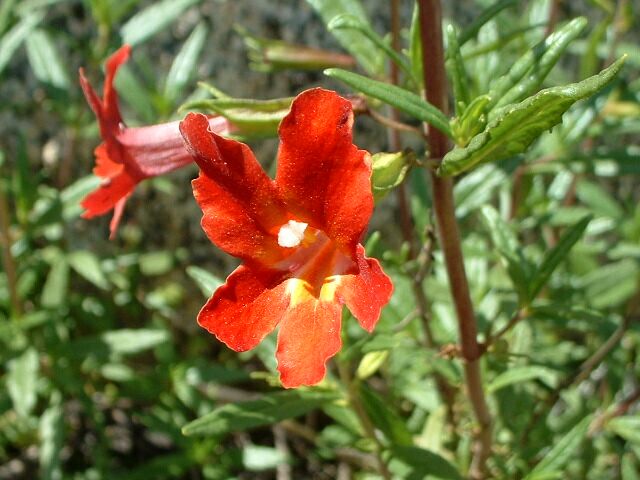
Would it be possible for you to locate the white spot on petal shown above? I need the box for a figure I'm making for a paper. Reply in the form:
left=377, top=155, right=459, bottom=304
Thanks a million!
left=278, top=220, right=308, bottom=248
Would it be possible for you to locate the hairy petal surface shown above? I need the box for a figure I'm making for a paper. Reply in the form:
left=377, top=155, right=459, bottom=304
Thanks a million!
left=276, top=88, right=373, bottom=255
left=198, top=266, right=290, bottom=351
left=182, top=113, right=289, bottom=265
left=276, top=288, right=342, bottom=388
left=337, top=244, right=394, bottom=332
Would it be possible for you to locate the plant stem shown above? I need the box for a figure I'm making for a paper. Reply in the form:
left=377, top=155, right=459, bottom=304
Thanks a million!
left=337, top=360, right=392, bottom=480
left=417, top=1, right=492, bottom=477
left=0, top=180, right=21, bottom=319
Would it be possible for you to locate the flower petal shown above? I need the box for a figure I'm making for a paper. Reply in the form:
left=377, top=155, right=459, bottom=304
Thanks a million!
left=81, top=169, right=137, bottom=219
left=198, top=265, right=289, bottom=351
left=181, top=112, right=289, bottom=265
left=103, top=45, right=131, bottom=131
left=117, top=116, right=232, bottom=177
left=276, top=88, right=373, bottom=255
left=337, top=244, right=393, bottom=332
left=276, top=289, right=342, bottom=388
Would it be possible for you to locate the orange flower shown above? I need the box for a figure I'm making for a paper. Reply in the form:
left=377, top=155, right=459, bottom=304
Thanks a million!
left=180, top=88, right=393, bottom=388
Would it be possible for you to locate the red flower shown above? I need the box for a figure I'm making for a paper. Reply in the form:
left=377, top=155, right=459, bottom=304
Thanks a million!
left=180, top=88, right=393, bottom=388
left=79, top=45, right=232, bottom=238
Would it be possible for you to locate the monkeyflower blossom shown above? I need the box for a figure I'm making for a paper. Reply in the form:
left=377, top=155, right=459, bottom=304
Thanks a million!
left=180, top=88, right=393, bottom=388
left=79, top=45, right=232, bottom=237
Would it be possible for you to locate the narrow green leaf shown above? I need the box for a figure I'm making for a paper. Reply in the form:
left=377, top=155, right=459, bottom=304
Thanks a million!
left=68, top=251, right=110, bottom=290
left=359, top=383, right=413, bottom=446
left=524, top=415, right=592, bottom=480
left=61, top=175, right=101, bottom=220
left=186, top=265, right=223, bottom=297
left=182, top=390, right=339, bottom=436
left=329, top=14, right=416, bottom=84
left=445, top=25, right=470, bottom=113
left=120, top=0, right=200, bottom=46
left=0, top=12, right=43, bottom=75
left=39, top=393, right=64, bottom=480
left=480, top=205, right=532, bottom=301
left=487, top=366, right=558, bottom=393
left=390, top=445, right=463, bottom=480
left=0, top=0, right=17, bottom=35
left=7, top=348, right=39, bottom=417
left=489, top=17, right=588, bottom=111
left=325, top=68, right=453, bottom=138
left=439, top=56, right=625, bottom=176
left=408, top=3, right=422, bottom=88
left=459, top=0, right=519, bottom=45
left=164, top=22, right=208, bottom=101
left=306, top=0, right=384, bottom=75
left=113, top=63, right=156, bottom=123
left=41, top=254, right=69, bottom=308
left=101, top=329, right=169, bottom=355
left=25, top=29, right=69, bottom=89
left=528, top=216, right=591, bottom=300
left=607, top=416, right=640, bottom=445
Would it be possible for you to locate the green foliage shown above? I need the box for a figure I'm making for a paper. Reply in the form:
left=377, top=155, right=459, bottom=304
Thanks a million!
left=325, top=67, right=453, bottom=137
left=306, top=0, right=384, bottom=75
left=439, top=56, right=625, bottom=176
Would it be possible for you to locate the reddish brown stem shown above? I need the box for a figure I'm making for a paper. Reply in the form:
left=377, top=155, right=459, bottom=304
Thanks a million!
left=0, top=181, right=21, bottom=318
left=417, top=1, right=492, bottom=477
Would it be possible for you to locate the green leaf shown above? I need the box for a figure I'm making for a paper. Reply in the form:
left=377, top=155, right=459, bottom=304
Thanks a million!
left=480, top=205, right=532, bottom=301
left=371, top=150, right=414, bottom=201
left=528, top=216, right=591, bottom=300
left=607, top=416, right=640, bottom=444
left=328, top=14, right=416, bottom=84
left=524, top=415, right=592, bottom=480
left=487, top=366, right=558, bottom=393
left=580, top=259, right=638, bottom=309
left=164, top=22, right=208, bottom=102
left=488, top=17, right=588, bottom=112
left=451, top=94, right=490, bottom=147
left=41, top=254, right=69, bottom=308
left=0, top=0, right=18, bottom=35
left=25, top=29, right=69, bottom=89
left=325, top=68, right=452, bottom=138
left=182, top=389, right=339, bottom=437
left=60, top=174, right=101, bottom=220
left=113, top=63, right=156, bottom=124
left=0, top=11, right=43, bottom=75
left=445, top=25, right=470, bottom=113
left=306, top=0, right=384, bottom=76
left=389, top=445, right=463, bottom=480
left=358, top=383, right=412, bottom=446
left=439, top=56, right=625, bottom=176
left=120, top=0, right=201, bottom=46
left=68, top=251, right=109, bottom=290
left=186, top=265, right=223, bottom=297
left=458, top=0, right=519, bottom=45
left=101, top=329, right=169, bottom=355
left=39, top=393, right=64, bottom=480
left=7, top=348, right=39, bottom=417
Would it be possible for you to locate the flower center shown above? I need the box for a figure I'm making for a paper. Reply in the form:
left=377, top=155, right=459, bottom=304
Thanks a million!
left=277, top=220, right=309, bottom=248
